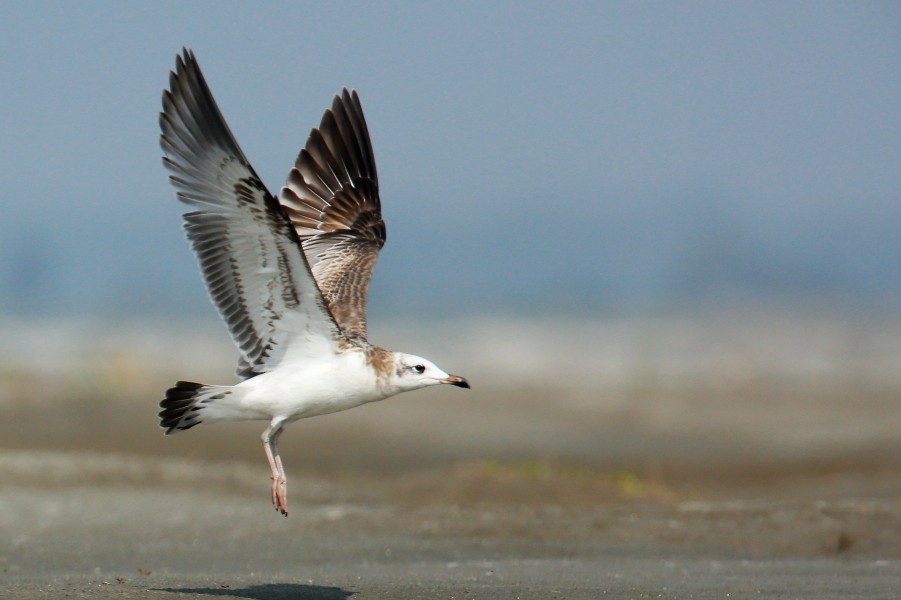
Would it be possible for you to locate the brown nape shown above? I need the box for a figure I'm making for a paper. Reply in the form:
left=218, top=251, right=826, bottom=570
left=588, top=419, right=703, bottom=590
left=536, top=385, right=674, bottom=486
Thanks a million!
left=365, top=346, right=395, bottom=380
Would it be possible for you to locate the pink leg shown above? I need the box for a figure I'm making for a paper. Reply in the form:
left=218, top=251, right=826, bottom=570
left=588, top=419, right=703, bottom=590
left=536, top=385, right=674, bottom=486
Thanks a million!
left=261, top=419, right=288, bottom=516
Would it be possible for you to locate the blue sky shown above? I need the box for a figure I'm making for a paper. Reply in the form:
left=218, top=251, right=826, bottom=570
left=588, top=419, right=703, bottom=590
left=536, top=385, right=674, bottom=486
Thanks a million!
left=1, top=2, right=899, bottom=317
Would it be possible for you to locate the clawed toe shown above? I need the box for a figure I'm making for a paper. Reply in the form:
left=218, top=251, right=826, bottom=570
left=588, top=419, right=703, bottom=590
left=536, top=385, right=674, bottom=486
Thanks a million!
left=270, top=475, right=288, bottom=515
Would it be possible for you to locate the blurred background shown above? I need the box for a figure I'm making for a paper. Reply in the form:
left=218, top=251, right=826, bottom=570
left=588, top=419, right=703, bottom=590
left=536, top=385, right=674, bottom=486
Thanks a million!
left=0, top=2, right=899, bottom=484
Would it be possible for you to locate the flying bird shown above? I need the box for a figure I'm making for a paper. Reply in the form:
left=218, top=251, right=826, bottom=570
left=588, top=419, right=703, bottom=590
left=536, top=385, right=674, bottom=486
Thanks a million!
left=158, top=48, right=469, bottom=516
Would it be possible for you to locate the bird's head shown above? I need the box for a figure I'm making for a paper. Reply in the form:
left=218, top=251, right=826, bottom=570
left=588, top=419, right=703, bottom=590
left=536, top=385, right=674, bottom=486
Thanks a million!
left=388, top=352, right=470, bottom=394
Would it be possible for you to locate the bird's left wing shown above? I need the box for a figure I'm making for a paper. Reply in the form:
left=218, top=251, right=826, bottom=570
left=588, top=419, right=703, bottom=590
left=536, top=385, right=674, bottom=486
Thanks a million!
left=160, top=49, right=342, bottom=379
left=277, top=89, right=386, bottom=341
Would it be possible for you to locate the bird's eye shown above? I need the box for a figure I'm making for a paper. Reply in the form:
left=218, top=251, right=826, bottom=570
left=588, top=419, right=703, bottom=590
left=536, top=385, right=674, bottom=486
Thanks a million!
left=413, top=364, right=425, bottom=374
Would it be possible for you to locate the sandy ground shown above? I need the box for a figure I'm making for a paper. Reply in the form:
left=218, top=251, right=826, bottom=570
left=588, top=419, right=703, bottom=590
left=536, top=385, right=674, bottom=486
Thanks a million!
left=2, top=452, right=901, bottom=599
left=1, top=314, right=901, bottom=598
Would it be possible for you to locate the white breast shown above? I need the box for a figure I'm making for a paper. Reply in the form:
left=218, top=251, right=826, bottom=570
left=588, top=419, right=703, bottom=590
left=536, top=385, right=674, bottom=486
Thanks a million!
left=234, top=348, right=388, bottom=420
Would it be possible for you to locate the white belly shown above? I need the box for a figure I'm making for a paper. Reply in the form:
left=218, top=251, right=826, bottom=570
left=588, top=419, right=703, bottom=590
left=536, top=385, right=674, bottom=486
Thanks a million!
left=227, top=350, right=389, bottom=421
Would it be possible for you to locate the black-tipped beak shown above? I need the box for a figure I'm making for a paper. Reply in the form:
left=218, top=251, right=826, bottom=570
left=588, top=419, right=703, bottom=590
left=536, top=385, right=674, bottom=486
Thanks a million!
left=443, top=375, right=470, bottom=389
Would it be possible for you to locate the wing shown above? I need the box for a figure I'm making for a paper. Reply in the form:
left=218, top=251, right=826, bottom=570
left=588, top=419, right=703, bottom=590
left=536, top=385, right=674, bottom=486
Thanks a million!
left=160, top=48, right=342, bottom=379
left=278, top=89, right=386, bottom=340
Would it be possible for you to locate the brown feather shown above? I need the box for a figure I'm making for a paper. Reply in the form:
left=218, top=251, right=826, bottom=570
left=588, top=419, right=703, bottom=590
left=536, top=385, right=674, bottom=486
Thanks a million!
left=278, top=89, right=385, bottom=340
left=365, top=346, right=395, bottom=381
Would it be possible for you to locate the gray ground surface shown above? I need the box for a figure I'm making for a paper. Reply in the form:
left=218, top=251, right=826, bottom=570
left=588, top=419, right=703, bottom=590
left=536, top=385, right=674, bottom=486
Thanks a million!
left=2, top=452, right=901, bottom=599
left=2, top=315, right=901, bottom=598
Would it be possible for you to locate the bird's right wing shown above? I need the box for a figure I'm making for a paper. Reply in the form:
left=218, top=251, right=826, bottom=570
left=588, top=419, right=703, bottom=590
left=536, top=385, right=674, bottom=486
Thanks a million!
left=160, top=49, right=342, bottom=379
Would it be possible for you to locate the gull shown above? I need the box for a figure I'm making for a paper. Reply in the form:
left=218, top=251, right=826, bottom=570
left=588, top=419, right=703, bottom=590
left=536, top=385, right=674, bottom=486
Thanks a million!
left=157, top=49, right=469, bottom=516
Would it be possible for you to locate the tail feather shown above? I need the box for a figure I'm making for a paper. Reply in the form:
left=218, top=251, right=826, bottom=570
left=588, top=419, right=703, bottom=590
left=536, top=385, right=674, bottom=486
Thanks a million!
left=159, top=381, right=233, bottom=434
